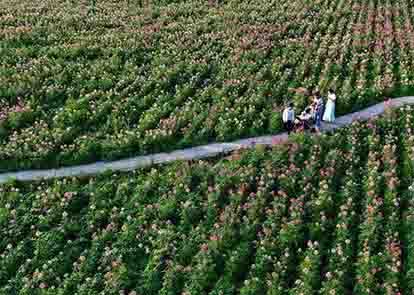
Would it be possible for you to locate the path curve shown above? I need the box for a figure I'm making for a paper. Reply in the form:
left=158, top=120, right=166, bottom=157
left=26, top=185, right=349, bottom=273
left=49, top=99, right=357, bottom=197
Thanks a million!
left=1, top=96, right=413, bottom=184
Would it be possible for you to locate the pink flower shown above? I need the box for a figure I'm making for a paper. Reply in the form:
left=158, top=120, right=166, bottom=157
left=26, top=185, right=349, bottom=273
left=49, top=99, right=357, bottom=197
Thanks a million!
left=272, top=138, right=282, bottom=145
left=200, top=243, right=209, bottom=252
left=368, top=123, right=376, bottom=130
left=64, top=192, right=74, bottom=199
left=39, top=283, right=47, bottom=289
left=210, top=235, right=220, bottom=241
left=384, top=98, right=393, bottom=107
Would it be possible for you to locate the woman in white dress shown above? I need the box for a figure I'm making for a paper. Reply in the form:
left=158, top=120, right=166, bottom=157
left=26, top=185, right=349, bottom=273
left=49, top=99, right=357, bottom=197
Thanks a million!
left=323, top=89, right=336, bottom=122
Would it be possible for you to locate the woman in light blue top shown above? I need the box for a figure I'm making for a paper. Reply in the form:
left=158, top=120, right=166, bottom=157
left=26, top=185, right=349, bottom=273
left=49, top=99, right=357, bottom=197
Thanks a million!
left=323, top=89, right=336, bottom=122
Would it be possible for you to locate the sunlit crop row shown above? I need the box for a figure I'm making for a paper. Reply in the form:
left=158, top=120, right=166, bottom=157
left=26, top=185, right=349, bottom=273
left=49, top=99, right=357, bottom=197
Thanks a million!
left=1, top=0, right=413, bottom=171
left=1, top=106, right=414, bottom=294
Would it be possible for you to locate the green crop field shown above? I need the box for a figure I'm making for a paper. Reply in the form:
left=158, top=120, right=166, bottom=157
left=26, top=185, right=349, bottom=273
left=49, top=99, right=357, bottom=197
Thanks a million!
left=1, top=0, right=414, bottom=171
left=2, top=1, right=414, bottom=293
left=1, top=106, right=414, bottom=294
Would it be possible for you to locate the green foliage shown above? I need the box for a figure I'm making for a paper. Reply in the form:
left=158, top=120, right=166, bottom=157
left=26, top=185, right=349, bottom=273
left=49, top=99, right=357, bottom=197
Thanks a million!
left=0, top=0, right=413, bottom=170
left=1, top=107, right=414, bottom=293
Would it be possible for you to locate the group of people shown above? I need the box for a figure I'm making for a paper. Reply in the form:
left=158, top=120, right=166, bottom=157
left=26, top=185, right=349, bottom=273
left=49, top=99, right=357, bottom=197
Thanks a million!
left=282, top=89, right=337, bottom=134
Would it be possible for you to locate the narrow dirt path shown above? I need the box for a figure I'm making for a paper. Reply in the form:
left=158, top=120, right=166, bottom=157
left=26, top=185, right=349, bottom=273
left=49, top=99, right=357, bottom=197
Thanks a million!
left=0, top=96, right=412, bottom=184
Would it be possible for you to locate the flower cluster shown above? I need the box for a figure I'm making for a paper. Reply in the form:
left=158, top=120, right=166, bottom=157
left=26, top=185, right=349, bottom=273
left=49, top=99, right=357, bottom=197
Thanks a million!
left=1, top=106, right=414, bottom=294
left=1, top=0, right=414, bottom=171
left=0, top=98, right=31, bottom=122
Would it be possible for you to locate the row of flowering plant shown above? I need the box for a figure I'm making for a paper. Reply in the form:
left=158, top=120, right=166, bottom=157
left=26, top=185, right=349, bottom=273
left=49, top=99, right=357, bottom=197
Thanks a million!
left=2, top=106, right=414, bottom=293
left=381, top=133, right=402, bottom=294
left=320, top=121, right=366, bottom=295
left=2, top=0, right=414, bottom=170
left=354, top=124, right=387, bottom=295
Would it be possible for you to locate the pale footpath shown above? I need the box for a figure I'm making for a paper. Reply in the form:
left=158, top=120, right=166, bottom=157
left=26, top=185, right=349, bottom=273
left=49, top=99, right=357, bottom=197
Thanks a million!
left=0, top=96, right=413, bottom=184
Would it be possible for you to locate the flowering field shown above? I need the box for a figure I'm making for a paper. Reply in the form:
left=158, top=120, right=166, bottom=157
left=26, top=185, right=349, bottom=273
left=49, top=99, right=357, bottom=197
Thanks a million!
left=1, top=0, right=414, bottom=170
left=1, top=105, right=414, bottom=294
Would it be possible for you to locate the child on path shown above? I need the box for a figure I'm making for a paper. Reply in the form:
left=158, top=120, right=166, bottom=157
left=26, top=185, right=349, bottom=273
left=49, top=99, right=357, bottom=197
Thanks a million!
left=282, top=102, right=295, bottom=134
left=298, top=107, right=313, bottom=131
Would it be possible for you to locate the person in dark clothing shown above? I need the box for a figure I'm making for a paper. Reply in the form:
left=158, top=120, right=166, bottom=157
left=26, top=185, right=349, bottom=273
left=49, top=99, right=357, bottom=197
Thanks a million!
left=313, top=92, right=324, bottom=133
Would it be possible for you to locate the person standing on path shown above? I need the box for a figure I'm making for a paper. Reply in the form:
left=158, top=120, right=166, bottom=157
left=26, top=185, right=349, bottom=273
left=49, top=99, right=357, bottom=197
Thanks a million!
left=313, top=91, right=324, bottom=133
left=282, top=102, right=295, bottom=134
left=323, top=89, right=336, bottom=122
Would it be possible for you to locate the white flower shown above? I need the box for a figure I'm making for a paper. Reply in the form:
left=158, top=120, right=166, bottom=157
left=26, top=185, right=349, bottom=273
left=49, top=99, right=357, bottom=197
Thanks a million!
left=326, top=272, right=332, bottom=279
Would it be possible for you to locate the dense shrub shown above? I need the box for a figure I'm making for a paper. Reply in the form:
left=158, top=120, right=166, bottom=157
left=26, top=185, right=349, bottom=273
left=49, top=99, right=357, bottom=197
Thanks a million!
left=1, top=106, right=414, bottom=294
